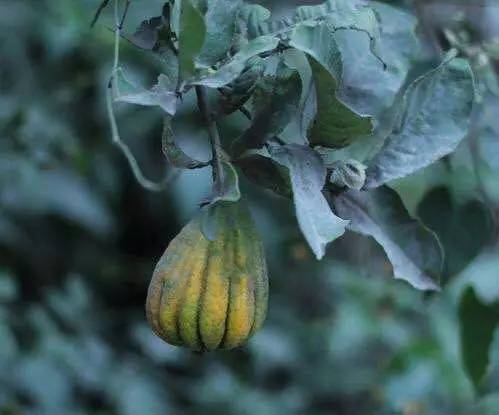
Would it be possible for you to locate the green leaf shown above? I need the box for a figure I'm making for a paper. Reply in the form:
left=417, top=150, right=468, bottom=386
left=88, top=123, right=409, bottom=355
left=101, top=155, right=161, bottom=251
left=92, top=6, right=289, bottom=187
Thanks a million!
left=113, top=69, right=178, bottom=115
left=189, top=35, right=279, bottom=88
left=236, top=149, right=292, bottom=198
left=197, top=0, right=242, bottom=67
left=289, top=24, right=373, bottom=148
left=269, top=144, right=349, bottom=260
left=332, top=186, right=443, bottom=291
left=232, top=62, right=302, bottom=155
left=365, top=56, right=475, bottom=189
left=417, top=187, right=492, bottom=284
left=459, top=286, right=499, bottom=390
left=178, top=0, right=206, bottom=82
left=161, top=116, right=209, bottom=169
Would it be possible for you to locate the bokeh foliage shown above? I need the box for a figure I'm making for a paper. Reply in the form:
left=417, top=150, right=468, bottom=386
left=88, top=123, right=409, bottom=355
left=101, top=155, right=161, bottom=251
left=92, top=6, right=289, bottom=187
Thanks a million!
left=1, top=0, right=499, bottom=414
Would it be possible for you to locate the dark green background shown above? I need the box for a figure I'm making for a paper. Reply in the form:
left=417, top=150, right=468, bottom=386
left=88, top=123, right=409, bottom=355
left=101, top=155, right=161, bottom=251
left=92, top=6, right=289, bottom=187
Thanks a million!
left=1, top=1, right=499, bottom=414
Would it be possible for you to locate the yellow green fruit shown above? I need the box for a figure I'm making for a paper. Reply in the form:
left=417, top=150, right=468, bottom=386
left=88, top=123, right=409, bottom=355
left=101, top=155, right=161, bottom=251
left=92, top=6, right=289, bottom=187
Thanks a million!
left=146, top=201, right=268, bottom=351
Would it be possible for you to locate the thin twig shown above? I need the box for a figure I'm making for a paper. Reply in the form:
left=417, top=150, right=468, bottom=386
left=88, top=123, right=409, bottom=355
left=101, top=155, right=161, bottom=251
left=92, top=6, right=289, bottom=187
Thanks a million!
left=119, top=0, right=131, bottom=29
left=91, top=0, right=111, bottom=27
left=195, top=86, right=225, bottom=189
left=105, top=0, right=175, bottom=192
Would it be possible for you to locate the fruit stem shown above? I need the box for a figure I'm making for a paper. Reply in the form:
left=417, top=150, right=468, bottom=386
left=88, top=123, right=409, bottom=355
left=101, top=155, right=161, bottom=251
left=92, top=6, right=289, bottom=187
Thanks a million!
left=195, top=86, right=225, bottom=191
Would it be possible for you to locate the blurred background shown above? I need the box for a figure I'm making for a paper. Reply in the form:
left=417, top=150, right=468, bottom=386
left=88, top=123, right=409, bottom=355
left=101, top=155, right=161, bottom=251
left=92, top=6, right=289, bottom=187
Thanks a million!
left=1, top=0, right=499, bottom=414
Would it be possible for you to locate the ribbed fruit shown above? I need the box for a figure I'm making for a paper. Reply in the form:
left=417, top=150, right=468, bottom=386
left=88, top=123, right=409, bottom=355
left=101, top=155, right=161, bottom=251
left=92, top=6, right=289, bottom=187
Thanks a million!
left=146, top=201, right=268, bottom=351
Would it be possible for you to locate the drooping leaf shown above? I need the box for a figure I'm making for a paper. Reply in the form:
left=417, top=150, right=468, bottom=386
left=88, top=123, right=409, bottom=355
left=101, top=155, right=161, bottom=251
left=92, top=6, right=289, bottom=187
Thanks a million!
left=161, top=116, right=209, bottom=169
left=459, top=286, right=499, bottom=391
left=289, top=24, right=373, bottom=148
left=197, top=0, right=242, bottom=67
left=418, top=187, right=492, bottom=284
left=178, top=0, right=206, bottom=82
left=113, top=69, right=178, bottom=115
left=269, top=144, right=349, bottom=259
left=282, top=49, right=316, bottom=143
left=232, top=62, right=302, bottom=155
left=332, top=186, right=443, bottom=291
left=130, top=17, right=163, bottom=50
left=236, top=149, right=292, bottom=198
left=365, top=57, right=475, bottom=189
left=188, top=35, right=279, bottom=88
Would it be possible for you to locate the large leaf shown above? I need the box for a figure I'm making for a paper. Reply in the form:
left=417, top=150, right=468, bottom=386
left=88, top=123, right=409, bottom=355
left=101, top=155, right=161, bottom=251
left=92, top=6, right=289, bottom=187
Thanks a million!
left=269, top=144, right=349, bottom=259
left=365, top=57, right=475, bottom=189
left=459, top=286, right=499, bottom=391
left=335, top=1, right=419, bottom=125
left=417, top=187, right=492, bottom=284
left=249, top=0, right=380, bottom=44
left=289, top=24, right=373, bottom=148
left=178, top=0, right=206, bottom=82
left=232, top=63, right=302, bottom=155
left=332, top=186, right=443, bottom=291
left=197, top=0, right=242, bottom=67
left=113, top=69, right=177, bottom=115
left=188, top=35, right=279, bottom=88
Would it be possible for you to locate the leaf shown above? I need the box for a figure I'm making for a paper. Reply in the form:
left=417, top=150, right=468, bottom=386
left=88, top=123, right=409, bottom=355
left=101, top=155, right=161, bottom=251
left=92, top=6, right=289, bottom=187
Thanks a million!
left=197, top=0, right=242, bottom=67
left=249, top=0, right=380, bottom=46
left=178, top=0, right=206, bottom=82
left=238, top=3, right=271, bottom=40
left=188, top=35, right=279, bottom=88
left=365, top=57, right=475, bottom=189
left=130, top=17, right=163, bottom=50
left=236, top=149, right=292, bottom=198
left=282, top=49, right=316, bottom=143
left=459, top=286, right=499, bottom=390
left=269, top=144, right=349, bottom=259
left=289, top=24, right=373, bottom=148
left=217, top=57, right=265, bottom=115
left=417, top=187, right=492, bottom=284
left=161, top=116, right=209, bottom=169
left=232, top=62, right=302, bottom=155
left=113, top=69, right=178, bottom=115
left=332, top=186, right=443, bottom=291
left=335, top=1, right=419, bottom=123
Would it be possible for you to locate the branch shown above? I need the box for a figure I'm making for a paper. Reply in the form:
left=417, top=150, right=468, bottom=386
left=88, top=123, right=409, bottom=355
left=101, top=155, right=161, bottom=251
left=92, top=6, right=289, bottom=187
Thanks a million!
left=195, top=86, right=225, bottom=191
